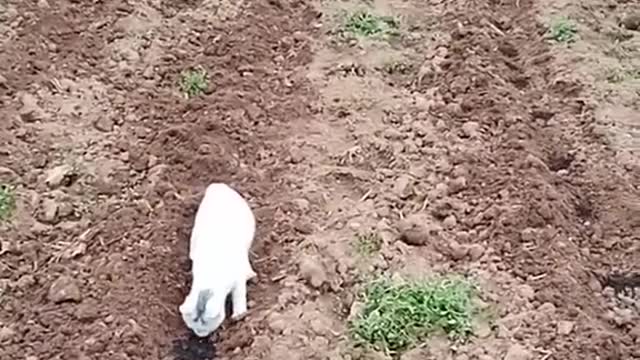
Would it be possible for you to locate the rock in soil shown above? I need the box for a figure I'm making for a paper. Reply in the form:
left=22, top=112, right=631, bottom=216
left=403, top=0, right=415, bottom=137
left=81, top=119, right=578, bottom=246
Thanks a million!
left=0, top=166, right=18, bottom=183
left=45, top=164, right=75, bottom=188
left=467, top=243, right=485, bottom=260
left=18, top=93, right=49, bottom=122
left=93, top=116, right=114, bottom=132
left=0, top=326, right=16, bottom=343
left=392, top=174, right=413, bottom=199
left=504, top=344, right=532, bottom=360
left=442, top=214, right=457, bottom=229
left=298, top=256, right=328, bottom=289
left=48, top=275, right=82, bottom=303
left=621, top=13, right=640, bottom=31
left=37, top=198, right=59, bottom=224
left=398, top=214, right=432, bottom=246
left=557, top=320, right=574, bottom=335
left=461, top=121, right=480, bottom=138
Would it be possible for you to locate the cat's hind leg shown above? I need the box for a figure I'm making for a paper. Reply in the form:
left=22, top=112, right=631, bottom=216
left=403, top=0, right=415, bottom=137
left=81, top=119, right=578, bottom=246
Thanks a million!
left=245, top=257, right=257, bottom=281
left=230, top=280, right=248, bottom=320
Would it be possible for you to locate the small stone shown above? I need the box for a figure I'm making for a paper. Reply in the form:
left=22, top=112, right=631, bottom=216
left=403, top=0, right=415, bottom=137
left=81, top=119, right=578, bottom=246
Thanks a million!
left=61, top=242, right=87, bottom=260
left=298, top=256, right=327, bottom=289
left=75, top=300, right=99, bottom=321
left=523, top=154, right=549, bottom=171
left=392, top=175, right=413, bottom=199
left=294, top=219, right=314, bottom=234
left=613, top=308, right=634, bottom=326
left=447, top=176, right=467, bottom=194
left=197, top=144, right=211, bottom=154
left=383, top=128, right=404, bottom=140
left=288, top=151, right=305, bottom=164
left=475, top=320, right=492, bottom=338
left=0, top=166, right=18, bottom=183
left=557, top=320, right=574, bottom=335
left=467, top=243, right=485, bottom=260
left=32, top=153, right=48, bottom=169
left=538, top=302, right=556, bottom=314
left=376, top=205, right=391, bottom=218
left=461, top=121, right=480, bottom=138
left=93, top=116, right=114, bottom=132
left=400, top=347, right=429, bottom=360
left=629, top=324, right=640, bottom=340
left=518, top=284, right=535, bottom=300
left=442, top=214, right=457, bottom=229
left=57, top=202, right=74, bottom=219
left=26, top=356, right=38, bottom=360
left=398, top=215, right=431, bottom=246
left=431, top=199, right=454, bottom=219
left=15, top=274, right=36, bottom=289
left=429, top=182, right=449, bottom=200
left=0, top=326, right=16, bottom=342
left=45, top=164, right=74, bottom=188
left=520, top=228, right=538, bottom=242
left=48, top=275, right=82, bottom=303
left=448, top=240, right=468, bottom=260
left=291, top=198, right=310, bottom=212
left=37, top=0, right=50, bottom=8
left=621, top=13, right=640, bottom=31
left=142, top=66, right=155, bottom=79
left=37, top=198, right=59, bottom=224
left=148, top=155, right=159, bottom=168
left=19, top=93, right=48, bottom=122
left=504, top=344, right=532, bottom=360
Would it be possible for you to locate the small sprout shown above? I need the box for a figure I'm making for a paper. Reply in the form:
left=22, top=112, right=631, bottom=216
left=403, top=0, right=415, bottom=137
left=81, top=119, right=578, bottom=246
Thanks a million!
left=606, top=68, right=640, bottom=83
left=180, top=68, right=208, bottom=98
left=354, top=231, right=383, bottom=256
left=344, top=10, right=399, bottom=38
left=350, top=276, right=477, bottom=354
left=0, top=184, right=16, bottom=222
left=548, top=17, right=578, bottom=43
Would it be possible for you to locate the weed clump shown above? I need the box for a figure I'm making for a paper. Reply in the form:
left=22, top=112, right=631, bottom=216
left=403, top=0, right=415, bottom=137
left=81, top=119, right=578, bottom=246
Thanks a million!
left=180, top=68, right=208, bottom=98
left=344, top=10, right=399, bottom=38
left=549, top=17, right=578, bottom=43
left=0, top=184, right=16, bottom=222
left=350, top=276, right=476, bottom=354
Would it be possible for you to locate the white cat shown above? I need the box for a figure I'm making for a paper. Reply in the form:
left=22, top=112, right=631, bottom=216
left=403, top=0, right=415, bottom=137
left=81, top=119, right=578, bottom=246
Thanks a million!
left=178, top=183, right=257, bottom=337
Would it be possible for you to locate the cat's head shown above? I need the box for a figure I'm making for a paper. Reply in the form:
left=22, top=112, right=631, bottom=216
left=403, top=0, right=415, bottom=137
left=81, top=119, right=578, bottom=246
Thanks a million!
left=179, top=290, right=225, bottom=337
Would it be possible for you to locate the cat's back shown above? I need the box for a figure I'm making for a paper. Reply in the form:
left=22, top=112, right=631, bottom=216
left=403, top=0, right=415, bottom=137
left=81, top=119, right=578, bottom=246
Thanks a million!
left=190, top=183, right=255, bottom=258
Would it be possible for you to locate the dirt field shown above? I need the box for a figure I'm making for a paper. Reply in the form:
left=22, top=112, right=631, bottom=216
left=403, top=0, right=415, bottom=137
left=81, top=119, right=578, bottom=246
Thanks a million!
left=1, top=0, right=639, bottom=359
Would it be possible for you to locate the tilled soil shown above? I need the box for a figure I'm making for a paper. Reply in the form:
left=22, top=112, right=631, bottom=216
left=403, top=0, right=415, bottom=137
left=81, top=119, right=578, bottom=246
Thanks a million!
left=0, top=0, right=639, bottom=359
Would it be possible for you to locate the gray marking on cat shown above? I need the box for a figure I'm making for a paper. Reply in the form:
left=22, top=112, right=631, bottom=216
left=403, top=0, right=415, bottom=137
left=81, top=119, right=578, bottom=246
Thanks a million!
left=194, top=289, right=213, bottom=322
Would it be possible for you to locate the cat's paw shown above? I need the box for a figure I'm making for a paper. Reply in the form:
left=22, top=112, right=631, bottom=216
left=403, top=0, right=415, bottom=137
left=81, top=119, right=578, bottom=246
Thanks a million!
left=246, top=269, right=257, bottom=281
left=231, top=309, right=248, bottom=321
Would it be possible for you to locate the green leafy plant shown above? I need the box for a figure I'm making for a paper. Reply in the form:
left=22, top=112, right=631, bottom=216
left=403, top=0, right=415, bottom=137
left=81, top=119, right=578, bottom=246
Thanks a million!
left=354, top=231, right=383, bottom=256
left=0, top=184, right=16, bottom=222
left=606, top=68, right=640, bottom=83
left=179, top=68, right=208, bottom=98
left=344, top=10, right=399, bottom=38
left=549, top=17, right=578, bottom=43
left=350, top=276, right=477, bottom=354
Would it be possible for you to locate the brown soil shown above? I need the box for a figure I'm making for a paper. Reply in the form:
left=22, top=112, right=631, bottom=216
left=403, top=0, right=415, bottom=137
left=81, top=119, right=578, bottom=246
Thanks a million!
left=0, top=0, right=638, bottom=360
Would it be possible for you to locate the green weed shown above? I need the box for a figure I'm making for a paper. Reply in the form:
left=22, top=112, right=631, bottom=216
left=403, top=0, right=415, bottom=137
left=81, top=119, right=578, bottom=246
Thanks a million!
left=548, top=17, right=578, bottom=43
left=0, top=184, right=16, bottom=222
left=350, top=276, right=476, bottom=354
left=606, top=68, right=640, bottom=83
left=354, top=231, right=383, bottom=256
left=344, top=10, right=399, bottom=38
left=179, top=68, right=208, bottom=98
